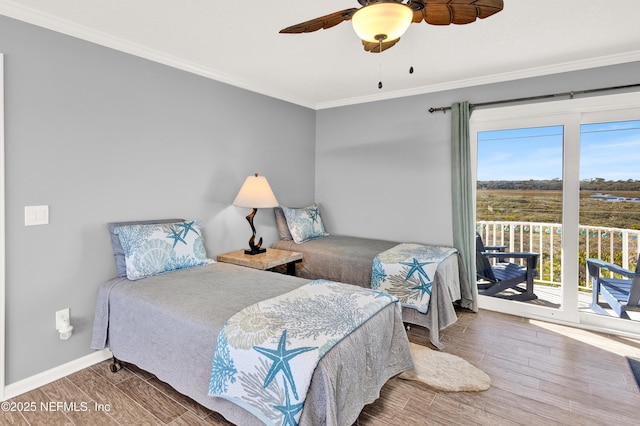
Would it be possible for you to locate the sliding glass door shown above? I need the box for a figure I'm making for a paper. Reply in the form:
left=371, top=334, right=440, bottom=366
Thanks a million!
left=470, top=92, right=640, bottom=335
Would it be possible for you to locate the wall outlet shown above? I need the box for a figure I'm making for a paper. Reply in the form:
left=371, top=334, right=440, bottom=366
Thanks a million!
left=55, top=308, right=70, bottom=331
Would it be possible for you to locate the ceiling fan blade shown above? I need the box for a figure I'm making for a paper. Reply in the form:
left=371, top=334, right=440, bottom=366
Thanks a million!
left=474, top=0, right=504, bottom=19
left=279, top=8, right=359, bottom=34
left=413, top=0, right=503, bottom=25
left=362, top=38, right=400, bottom=53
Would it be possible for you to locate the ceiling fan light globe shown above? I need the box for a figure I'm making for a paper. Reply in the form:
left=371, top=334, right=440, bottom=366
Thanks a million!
left=352, top=2, right=413, bottom=43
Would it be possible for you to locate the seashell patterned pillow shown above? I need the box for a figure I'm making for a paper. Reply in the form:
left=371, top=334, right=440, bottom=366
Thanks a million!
left=114, top=220, right=212, bottom=280
left=281, top=204, right=329, bottom=244
left=108, top=218, right=184, bottom=278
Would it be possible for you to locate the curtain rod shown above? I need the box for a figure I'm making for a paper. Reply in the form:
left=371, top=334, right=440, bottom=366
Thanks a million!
left=427, top=83, right=640, bottom=114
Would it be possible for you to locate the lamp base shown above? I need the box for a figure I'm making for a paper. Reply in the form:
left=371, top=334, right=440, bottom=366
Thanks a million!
left=244, top=247, right=266, bottom=256
left=244, top=207, right=266, bottom=256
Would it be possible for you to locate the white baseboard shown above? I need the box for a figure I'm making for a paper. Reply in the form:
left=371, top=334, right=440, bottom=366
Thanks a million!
left=2, top=349, right=112, bottom=401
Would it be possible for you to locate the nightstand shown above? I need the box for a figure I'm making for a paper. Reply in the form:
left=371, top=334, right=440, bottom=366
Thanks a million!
left=216, top=248, right=303, bottom=275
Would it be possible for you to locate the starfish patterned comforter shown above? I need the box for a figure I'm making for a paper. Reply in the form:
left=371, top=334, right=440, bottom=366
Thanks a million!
left=209, top=280, right=400, bottom=425
left=91, top=262, right=413, bottom=426
left=272, top=235, right=471, bottom=348
left=372, top=244, right=458, bottom=314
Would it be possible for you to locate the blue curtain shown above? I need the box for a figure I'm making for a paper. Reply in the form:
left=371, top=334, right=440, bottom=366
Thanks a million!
left=451, top=101, right=477, bottom=311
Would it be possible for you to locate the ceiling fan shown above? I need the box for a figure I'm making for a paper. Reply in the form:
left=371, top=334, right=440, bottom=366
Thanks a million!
left=280, top=0, right=504, bottom=53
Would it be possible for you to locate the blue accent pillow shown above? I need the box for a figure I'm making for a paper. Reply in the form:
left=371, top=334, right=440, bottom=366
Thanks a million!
left=281, top=204, right=329, bottom=244
left=114, top=220, right=211, bottom=280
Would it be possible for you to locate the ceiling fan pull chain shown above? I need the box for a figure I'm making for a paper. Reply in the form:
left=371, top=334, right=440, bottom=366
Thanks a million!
left=409, top=39, right=415, bottom=74
left=378, top=61, right=383, bottom=89
left=409, top=40, right=414, bottom=74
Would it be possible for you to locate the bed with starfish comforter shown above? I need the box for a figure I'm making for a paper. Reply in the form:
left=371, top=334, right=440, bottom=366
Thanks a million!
left=91, top=262, right=412, bottom=425
left=272, top=235, right=471, bottom=348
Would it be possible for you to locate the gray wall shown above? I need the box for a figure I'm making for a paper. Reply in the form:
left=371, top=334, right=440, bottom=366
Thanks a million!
left=315, top=62, right=640, bottom=246
left=3, top=13, right=640, bottom=387
left=0, top=16, right=316, bottom=384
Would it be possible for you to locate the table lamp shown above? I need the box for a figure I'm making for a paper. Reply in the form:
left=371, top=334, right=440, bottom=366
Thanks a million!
left=233, top=173, right=279, bottom=255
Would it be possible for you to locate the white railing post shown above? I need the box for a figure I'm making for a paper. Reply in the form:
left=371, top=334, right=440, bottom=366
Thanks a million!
left=584, top=228, right=589, bottom=287
left=610, top=231, right=615, bottom=271
left=538, top=229, right=543, bottom=280
left=509, top=225, right=515, bottom=254
left=622, top=230, right=629, bottom=270
left=598, top=229, right=602, bottom=260
left=551, top=224, right=556, bottom=283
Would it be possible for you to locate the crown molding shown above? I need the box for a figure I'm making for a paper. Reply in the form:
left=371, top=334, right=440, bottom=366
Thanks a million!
left=315, top=50, right=640, bottom=110
left=0, top=2, right=316, bottom=109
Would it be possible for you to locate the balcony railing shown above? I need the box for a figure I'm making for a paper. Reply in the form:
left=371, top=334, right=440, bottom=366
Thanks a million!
left=477, top=221, right=640, bottom=292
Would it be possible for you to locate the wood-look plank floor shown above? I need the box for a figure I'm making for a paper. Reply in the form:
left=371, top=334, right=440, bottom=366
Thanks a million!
left=3, top=309, right=639, bottom=425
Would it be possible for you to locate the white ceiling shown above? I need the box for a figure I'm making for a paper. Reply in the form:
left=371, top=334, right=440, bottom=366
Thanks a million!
left=2, top=0, right=640, bottom=109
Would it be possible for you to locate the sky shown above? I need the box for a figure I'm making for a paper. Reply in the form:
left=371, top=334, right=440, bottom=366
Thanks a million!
left=477, top=120, right=640, bottom=181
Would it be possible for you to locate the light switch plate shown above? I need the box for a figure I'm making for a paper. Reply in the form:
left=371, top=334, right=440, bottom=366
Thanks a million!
left=25, top=205, right=49, bottom=226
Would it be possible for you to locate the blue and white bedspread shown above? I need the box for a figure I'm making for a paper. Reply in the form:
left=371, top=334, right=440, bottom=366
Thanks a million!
left=372, top=243, right=458, bottom=314
left=208, top=279, right=399, bottom=426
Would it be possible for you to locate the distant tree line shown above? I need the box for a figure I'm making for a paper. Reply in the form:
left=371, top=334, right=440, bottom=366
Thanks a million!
left=580, top=178, right=640, bottom=191
left=477, top=178, right=640, bottom=191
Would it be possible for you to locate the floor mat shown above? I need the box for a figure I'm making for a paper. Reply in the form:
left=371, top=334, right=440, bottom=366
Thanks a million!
left=399, top=342, right=490, bottom=392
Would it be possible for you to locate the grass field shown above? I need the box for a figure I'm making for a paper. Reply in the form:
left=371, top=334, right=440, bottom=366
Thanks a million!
left=477, top=189, right=640, bottom=230
left=477, top=189, right=640, bottom=285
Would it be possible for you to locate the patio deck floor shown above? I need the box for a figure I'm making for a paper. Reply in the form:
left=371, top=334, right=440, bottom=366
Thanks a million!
left=483, top=282, right=640, bottom=321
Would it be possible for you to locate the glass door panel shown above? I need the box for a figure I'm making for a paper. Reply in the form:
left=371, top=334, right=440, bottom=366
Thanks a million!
left=476, top=126, right=564, bottom=308
left=579, top=120, right=640, bottom=321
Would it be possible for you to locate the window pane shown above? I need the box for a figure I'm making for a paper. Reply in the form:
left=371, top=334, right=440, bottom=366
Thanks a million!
left=579, top=120, right=640, bottom=287
left=580, top=120, right=640, bottom=229
left=477, top=125, right=564, bottom=297
left=477, top=126, right=564, bottom=223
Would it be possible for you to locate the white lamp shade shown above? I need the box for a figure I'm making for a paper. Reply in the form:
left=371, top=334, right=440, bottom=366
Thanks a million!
left=233, top=174, right=279, bottom=208
left=352, top=2, right=413, bottom=43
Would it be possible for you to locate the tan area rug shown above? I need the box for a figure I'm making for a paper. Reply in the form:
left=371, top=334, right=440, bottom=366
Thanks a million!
left=399, top=343, right=491, bottom=392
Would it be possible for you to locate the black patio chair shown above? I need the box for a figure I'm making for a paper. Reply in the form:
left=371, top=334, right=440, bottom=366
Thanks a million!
left=587, top=254, right=640, bottom=319
left=476, top=233, right=539, bottom=300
